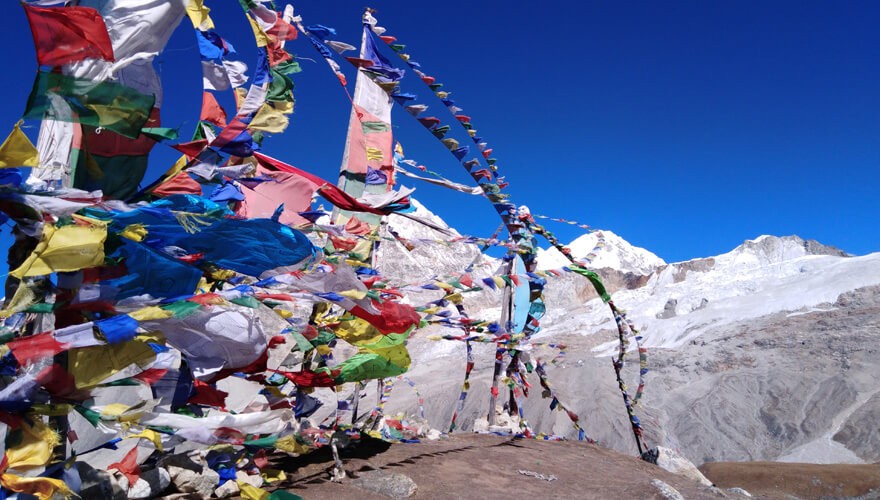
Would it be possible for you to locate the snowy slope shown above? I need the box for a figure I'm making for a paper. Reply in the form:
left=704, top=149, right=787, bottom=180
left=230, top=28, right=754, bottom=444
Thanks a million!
left=530, top=235, right=880, bottom=352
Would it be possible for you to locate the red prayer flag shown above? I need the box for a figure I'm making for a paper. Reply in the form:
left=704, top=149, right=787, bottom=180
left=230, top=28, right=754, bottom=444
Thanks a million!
left=108, top=446, right=140, bottom=486
left=7, top=333, right=67, bottom=365
left=200, top=92, right=228, bottom=128
left=23, top=5, right=115, bottom=67
left=349, top=300, right=420, bottom=335
left=189, top=380, right=229, bottom=409
left=344, top=216, right=372, bottom=236
left=266, top=17, right=298, bottom=41
left=152, top=172, right=202, bottom=197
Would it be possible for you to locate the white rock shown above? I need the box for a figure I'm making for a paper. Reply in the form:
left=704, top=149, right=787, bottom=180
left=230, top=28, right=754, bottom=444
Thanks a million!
left=215, top=479, right=241, bottom=498
left=161, top=451, right=220, bottom=499
left=128, top=467, right=171, bottom=499
left=654, top=446, right=713, bottom=487
left=651, top=479, right=685, bottom=500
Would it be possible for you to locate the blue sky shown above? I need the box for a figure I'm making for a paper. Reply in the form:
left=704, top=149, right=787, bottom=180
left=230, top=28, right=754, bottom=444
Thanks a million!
left=1, top=1, right=877, bottom=262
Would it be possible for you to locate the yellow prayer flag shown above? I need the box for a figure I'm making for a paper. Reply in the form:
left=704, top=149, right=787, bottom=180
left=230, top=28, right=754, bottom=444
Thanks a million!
left=270, top=99, right=294, bottom=115
left=69, top=340, right=156, bottom=389
left=0, top=121, right=39, bottom=168
left=446, top=292, right=463, bottom=304
left=338, top=289, right=368, bottom=300
left=274, top=434, right=311, bottom=455
left=238, top=482, right=270, bottom=500
left=335, top=317, right=383, bottom=346
left=185, top=0, right=214, bottom=30
left=249, top=104, right=289, bottom=133
left=0, top=281, right=39, bottom=318
left=351, top=238, right=373, bottom=261
left=120, top=223, right=148, bottom=242
left=366, top=147, right=384, bottom=161
left=246, top=16, right=270, bottom=47
left=98, top=403, right=130, bottom=418
left=260, top=468, right=287, bottom=483
left=4, top=418, right=58, bottom=469
left=0, top=473, right=75, bottom=500
left=126, top=429, right=164, bottom=452
left=165, top=155, right=189, bottom=179
left=129, top=306, right=174, bottom=322
left=10, top=224, right=107, bottom=278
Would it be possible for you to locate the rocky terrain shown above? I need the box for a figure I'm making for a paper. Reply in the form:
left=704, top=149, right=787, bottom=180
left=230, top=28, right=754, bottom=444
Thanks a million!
left=371, top=200, right=880, bottom=467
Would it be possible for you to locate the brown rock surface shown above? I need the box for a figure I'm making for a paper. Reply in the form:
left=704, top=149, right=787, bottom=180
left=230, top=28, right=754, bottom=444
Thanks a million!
left=700, top=461, right=880, bottom=499
left=261, top=434, right=721, bottom=499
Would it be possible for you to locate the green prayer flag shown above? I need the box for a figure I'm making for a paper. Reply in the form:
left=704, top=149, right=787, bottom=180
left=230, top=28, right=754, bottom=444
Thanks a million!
left=24, top=70, right=156, bottom=139
left=75, top=405, right=102, bottom=426
left=335, top=344, right=411, bottom=383
left=570, top=265, right=611, bottom=302
left=141, top=127, right=178, bottom=142
left=290, top=331, right=314, bottom=353
left=160, top=300, right=202, bottom=318
left=269, top=492, right=303, bottom=500
left=362, top=121, right=390, bottom=133
left=267, top=68, right=294, bottom=103
left=231, top=296, right=261, bottom=309
left=243, top=435, right=279, bottom=448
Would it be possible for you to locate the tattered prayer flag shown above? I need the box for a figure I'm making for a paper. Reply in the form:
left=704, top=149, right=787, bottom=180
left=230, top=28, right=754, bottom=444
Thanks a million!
left=25, top=71, right=156, bottom=139
left=23, top=4, right=114, bottom=67
left=0, top=473, right=76, bottom=500
left=10, top=223, right=107, bottom=278
left=0, top=121, right=39, bottom=168
left=4, top=418, right=58, bottom=469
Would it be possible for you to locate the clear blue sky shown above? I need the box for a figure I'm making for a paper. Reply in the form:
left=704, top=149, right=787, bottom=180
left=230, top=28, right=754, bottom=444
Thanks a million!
left=1, top=1, right=878, bottom=262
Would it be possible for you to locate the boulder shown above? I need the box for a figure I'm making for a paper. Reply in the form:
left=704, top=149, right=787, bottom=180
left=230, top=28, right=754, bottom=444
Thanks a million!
left=161, top=451, right=220, bottom=499
left=215, top=479, right=241, bottom=498
left=128, top=467, right=171, bottom=499
left=654, top=446, right=714, bottom=487
left=352, top=470, right=418, bottom=499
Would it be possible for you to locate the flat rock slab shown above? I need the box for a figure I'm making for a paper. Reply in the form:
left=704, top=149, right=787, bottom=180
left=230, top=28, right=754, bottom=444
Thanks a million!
left=262, top=434, right=721, bottom=499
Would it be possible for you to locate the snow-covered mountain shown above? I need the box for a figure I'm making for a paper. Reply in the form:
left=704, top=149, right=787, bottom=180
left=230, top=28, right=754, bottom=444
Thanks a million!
left=376, top=199, right=880, bottom=466
left=537, top=230, right=665, bottom=275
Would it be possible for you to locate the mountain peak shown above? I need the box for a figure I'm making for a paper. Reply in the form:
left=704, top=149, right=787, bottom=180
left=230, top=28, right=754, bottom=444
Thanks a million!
left=537, top=230, right=666, bottom=275
left=718, top=235, right=850, bottom=268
